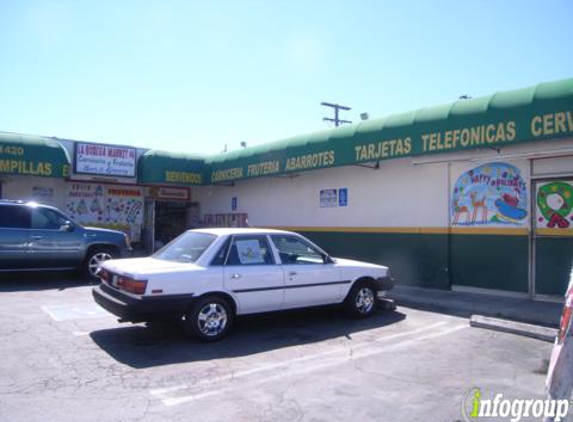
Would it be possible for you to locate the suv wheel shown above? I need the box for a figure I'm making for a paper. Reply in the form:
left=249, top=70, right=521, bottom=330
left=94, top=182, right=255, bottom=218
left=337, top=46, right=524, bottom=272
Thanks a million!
left=183, top=296, right=234, bottom=342
left=85, top=248, right=115, bottom=279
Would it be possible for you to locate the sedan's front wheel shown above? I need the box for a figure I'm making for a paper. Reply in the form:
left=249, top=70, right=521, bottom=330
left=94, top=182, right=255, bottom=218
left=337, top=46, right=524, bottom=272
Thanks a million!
left=184, top=296, right=234, bottom=342
left=344, top=282, right=377, bottom=318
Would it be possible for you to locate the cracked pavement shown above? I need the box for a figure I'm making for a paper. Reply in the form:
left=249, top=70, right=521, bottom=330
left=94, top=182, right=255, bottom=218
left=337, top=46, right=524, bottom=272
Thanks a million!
left=0, top=273, right=553, bottom=422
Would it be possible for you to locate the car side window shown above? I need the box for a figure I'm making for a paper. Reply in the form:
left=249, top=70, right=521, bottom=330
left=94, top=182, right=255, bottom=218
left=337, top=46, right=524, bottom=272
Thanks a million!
left=31, top=208, right=67, bottom=230
left=226, top=235, right=275, bottom=266
left=271, top=235, right=324, bottom=265
left=211, top=237, right=232, bottom=266
left=0, top=205, right=31, bottom=229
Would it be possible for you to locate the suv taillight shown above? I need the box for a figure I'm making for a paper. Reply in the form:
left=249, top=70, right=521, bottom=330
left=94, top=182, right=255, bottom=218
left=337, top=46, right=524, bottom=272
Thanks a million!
left=117, top=276, right=147, bottom=295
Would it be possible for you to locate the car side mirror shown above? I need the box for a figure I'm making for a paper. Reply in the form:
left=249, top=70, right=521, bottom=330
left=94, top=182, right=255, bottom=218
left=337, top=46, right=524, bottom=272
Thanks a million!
left=61, top=221, right=75, bottom=232
left=322, top=254, right=334, bottom=264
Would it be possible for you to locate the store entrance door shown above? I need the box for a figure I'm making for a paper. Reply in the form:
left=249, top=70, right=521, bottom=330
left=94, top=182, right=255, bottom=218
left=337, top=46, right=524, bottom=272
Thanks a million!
left=532, top=179, right=573, bottom=299
left=154, top=201, right=189, bottom=248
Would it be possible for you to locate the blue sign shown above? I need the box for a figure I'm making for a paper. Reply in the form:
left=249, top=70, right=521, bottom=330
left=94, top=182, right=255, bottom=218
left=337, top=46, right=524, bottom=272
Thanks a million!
left=231, top=196, right=237, bottom=211
left=339, top=188, right=348, bottom=206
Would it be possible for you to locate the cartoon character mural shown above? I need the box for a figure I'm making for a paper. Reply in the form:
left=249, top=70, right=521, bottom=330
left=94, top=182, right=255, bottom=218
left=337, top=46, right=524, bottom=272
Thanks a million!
left=536, top=181, right=573, bottom=230
left=66, top=183, right=144, bottom=242
left=451, top=163, right=528, bottom=226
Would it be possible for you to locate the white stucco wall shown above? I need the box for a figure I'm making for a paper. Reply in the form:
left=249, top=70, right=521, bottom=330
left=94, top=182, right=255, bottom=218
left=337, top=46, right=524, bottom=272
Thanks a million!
left=195, top=138, right=573, bottom=229
left=0, top=175, right=67, bottom=209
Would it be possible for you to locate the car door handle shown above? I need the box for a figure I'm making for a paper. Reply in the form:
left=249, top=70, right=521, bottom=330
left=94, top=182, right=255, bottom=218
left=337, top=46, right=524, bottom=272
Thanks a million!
left=288, top=271, right=297, bottom=276
left=230, top=274, right=241, bottom=279
left=30, top=236, right=43, bottom=240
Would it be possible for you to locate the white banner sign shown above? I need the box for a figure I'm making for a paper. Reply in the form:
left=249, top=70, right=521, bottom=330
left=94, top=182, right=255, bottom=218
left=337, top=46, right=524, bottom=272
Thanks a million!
left=75, top=142, right=136, bottom=177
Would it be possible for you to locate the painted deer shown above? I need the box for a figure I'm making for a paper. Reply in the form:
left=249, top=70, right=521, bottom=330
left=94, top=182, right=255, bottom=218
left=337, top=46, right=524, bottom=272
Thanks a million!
left=452, top=196, right=470, bottom=225
left=470, top=191, right=488, bottom=224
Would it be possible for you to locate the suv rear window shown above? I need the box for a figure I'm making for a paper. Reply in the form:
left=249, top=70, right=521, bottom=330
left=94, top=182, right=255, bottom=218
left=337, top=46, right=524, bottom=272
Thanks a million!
left=0, top=205, right=30, bottom=229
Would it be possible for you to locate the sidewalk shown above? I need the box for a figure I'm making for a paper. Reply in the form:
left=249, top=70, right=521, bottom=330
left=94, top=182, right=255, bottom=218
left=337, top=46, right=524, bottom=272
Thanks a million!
left=388, top=285, right=563, bottom=328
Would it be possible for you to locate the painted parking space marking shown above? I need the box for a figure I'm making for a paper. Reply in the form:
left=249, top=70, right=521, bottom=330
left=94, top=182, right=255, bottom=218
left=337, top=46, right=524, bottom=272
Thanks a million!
left=41, top=304, right=108, bottom=321
left=151, top=321, right=467, bottom=406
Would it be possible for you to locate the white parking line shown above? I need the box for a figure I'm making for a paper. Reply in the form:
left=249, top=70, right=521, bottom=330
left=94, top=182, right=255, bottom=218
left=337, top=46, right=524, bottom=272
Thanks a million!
left=41, top=304, right=108, bottom=321
left=151, top=321, right=466, bottom=406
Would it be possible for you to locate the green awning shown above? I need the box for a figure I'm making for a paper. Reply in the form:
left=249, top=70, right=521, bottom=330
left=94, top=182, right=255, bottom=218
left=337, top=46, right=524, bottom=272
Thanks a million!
left=0, top=132, right=70, bottom=178
left=138, top=150, right=205, bottom=186
left=204, top=77, right=573, bottom=183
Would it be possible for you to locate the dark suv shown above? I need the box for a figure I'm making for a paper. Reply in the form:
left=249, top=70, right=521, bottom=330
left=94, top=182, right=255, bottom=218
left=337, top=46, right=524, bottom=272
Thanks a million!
left=0, top=200, right=132, bottom=278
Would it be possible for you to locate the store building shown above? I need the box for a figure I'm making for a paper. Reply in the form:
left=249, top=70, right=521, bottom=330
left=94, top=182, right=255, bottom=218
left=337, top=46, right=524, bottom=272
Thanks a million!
left=1, top=77, right=572, bottom=299
left=137, top=150, right=204, bottom=251
left=0, top=132, right=70, bottom=209
left=0, top=135, right=204, bottom=254
left=195, top=77, right=573, bottom=300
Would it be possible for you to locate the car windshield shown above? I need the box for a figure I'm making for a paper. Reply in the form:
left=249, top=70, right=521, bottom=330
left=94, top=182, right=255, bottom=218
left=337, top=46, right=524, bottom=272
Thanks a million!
left=153, top=232, right=216, bottom=263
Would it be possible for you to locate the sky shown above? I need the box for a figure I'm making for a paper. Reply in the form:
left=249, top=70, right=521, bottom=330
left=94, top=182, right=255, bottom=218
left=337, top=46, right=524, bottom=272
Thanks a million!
left=0, top=0, right=572, bottom=156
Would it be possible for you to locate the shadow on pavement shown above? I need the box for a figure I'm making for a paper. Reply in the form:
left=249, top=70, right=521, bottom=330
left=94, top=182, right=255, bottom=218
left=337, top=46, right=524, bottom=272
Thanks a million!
left=90, top=307, right=406, bottom=369
left=0, top=272, right=97, bottom=292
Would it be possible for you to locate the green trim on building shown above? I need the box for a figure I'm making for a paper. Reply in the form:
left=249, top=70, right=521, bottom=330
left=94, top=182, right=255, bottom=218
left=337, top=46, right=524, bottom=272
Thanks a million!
left=535, top=237, right=573, bottom=296
left=138, top=150, right=205, bottom=186
left=203, top=77, right=573, bottom=183
left=0, top=132, right=70, bottom=178
left=300, top=230, right=450, bottom=290
left=298, top=229, right=534, bottom=294
left=449, top=234, right=529, bottom=293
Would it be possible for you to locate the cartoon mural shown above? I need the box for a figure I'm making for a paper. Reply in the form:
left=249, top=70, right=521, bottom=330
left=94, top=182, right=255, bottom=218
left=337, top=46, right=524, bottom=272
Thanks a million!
left=536, top=181, right=573, bottom=230
left=451, top=163, right=528, bottom=226
left=66, top=183, right=144, bottom=242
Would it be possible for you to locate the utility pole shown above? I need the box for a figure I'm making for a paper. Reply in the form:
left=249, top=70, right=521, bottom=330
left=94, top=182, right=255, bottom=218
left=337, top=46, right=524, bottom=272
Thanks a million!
left=321, top=102, right=352, bottom=127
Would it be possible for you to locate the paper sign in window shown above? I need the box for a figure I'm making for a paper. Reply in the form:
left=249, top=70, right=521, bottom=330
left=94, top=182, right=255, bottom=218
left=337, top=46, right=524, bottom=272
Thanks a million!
left=236, top=240, right=264, bottom=264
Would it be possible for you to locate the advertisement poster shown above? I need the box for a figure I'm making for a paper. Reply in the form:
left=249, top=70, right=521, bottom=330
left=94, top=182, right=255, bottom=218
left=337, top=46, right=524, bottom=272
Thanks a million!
left=31, top=186, right=54, bottom=203
left=65, top=183, right=144, bottom=242
left=536, top=181, right=573, bottom=231
left=235, top=239, right=264, bottom=264
left=320, top=189, right=338, bottom=208
left=451, top=162, right=528, bottom=226
left=74, top=142, right=136, bottom=177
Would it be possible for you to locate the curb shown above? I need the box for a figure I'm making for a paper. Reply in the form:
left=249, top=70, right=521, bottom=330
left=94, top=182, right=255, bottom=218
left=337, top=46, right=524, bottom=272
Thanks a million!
left=470, top=315, right=558, bottom=343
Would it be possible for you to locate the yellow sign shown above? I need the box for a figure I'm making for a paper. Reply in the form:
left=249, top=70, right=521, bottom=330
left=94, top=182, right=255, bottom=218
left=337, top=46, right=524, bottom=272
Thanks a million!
left=165, top=170, right=202, bottom=184
left=531, top=111, right=573, bottom=138
left=247, top=160, right=280, bottom=177
left=355, top=137, right=411, bottom=161
left=0, top=160, right=53, bottom=176
left=285, top=150, right=335, bottom=171
left=421, top=121, right=516, bottom=153
left=211, top=167, right=244, bottom=182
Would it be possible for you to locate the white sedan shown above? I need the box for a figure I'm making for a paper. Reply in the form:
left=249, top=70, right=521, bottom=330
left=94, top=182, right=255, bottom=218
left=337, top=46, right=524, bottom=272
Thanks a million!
left=93, top=228, right=394, bottom=341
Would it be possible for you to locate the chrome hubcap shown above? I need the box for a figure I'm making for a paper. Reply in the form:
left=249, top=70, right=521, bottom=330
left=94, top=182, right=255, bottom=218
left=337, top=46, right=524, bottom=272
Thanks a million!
left=88, top=252, right=113, bottom=276
left=197, top=303, right=228, bottom=336
left=355, top=287, right=375, bottom=314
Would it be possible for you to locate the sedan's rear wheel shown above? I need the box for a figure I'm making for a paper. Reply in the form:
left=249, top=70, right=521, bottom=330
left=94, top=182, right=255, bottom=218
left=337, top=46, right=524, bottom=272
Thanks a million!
left=344, top=282, right=377, bottom=318
left=184, top=296, right=234, bottom=341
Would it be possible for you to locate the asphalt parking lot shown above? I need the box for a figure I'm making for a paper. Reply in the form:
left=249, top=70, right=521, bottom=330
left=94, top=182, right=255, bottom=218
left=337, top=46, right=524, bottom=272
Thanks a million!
left=0, top=273, right=554, bottom=422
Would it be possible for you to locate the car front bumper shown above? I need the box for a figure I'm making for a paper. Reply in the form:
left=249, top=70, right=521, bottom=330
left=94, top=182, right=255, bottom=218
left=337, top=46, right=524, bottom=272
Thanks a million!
left=375, top=276, right=394, bottom=292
